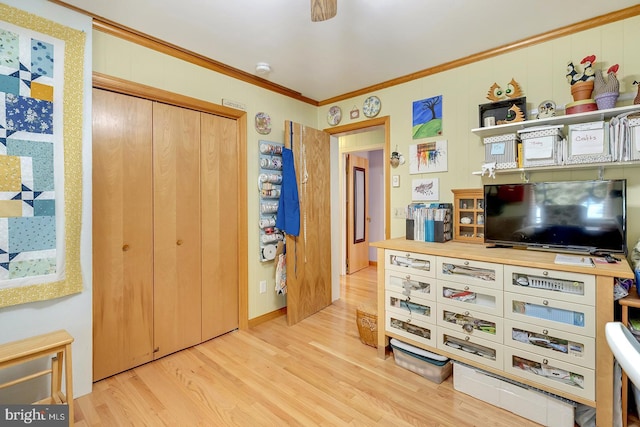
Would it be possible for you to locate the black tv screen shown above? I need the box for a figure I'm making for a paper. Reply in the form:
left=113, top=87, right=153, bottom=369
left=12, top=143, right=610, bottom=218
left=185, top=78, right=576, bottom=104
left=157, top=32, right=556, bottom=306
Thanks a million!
left=483, top=180, right=627, bottom=254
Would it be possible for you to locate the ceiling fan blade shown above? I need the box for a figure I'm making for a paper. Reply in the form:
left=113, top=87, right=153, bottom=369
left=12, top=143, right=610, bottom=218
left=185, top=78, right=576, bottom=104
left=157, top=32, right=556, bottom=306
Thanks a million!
left=311, top=0, right=337, bottom=22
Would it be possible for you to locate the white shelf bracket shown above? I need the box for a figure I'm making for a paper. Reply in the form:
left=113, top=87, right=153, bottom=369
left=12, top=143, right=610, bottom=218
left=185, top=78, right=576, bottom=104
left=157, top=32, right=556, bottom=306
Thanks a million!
left=598, top=166, right=605, bottom=181
left=520, top=171, right=530, bottom=183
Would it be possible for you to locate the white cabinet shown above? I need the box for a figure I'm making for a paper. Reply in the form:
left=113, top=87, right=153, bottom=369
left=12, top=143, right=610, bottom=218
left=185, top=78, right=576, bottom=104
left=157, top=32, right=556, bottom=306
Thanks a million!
left=385, top=270, right=435, bottom=299
left=385, top=290, right=435, bottom=324
left=438, top=302, right=502, bottom=344
left=504, top=265, right=595, bottom=306
left=437, top=280, right=503, bottom=316
left=374, top=240, right=633, bottom=426
left=436, top=327, right=503, bottom=370
left=436, top=257, right=503, bottom=288
left=378, top=240, right=632, bottom=425
left=386, top=249, right=436, bottom=277
left=503, top=347, right=595, bottom=401
left=386, top=311, right=437, bottom=348
left=503, top=319, right=595, bottom=369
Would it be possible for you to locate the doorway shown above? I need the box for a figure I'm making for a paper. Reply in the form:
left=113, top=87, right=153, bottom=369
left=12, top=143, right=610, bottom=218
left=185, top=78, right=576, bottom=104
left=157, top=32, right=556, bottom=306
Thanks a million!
left=324, top=116, right=390, bottom=299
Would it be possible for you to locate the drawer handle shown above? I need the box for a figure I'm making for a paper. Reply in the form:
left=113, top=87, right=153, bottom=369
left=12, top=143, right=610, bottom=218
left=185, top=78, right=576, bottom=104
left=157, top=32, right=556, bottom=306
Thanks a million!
left=542, top=329, right=548, bottom=335
left=464, top=311, right=470, bottom=316
left=405, top=275, right=411, bottom=280
left=464, top=336, right=470, bottom=341
left=543, top=271, right=549, bottom=276
left=122, top=244, right=130, bottom=251
left=543, top=359, right=549, bottom=365
left=464, top=286, right=469, bottom=291
left=406, top=253, right=411, bottom=258
left=543, top=300, right=549, bottom=306
left=406, top=296, right=411, bottom=302
left=406, top=318, right=411, bottom=323
left=463, top=323, right=474, bottom=333
left=464, top=261, right=470, bottom=266
left=177, top=239, right=184, bottom=246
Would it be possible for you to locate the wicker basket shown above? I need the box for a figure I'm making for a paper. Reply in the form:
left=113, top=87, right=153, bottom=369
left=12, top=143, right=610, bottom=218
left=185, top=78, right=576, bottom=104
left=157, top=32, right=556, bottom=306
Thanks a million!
left=356, top=307, right=378, bottom=348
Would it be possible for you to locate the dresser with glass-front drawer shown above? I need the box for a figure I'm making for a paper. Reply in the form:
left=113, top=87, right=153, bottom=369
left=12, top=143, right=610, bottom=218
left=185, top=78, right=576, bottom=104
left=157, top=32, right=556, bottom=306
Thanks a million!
left=373, top=239, right=634, bottom=427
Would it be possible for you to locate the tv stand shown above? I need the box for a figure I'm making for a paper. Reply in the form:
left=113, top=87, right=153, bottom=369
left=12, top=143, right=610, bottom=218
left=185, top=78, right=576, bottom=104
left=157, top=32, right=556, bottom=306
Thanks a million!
left=372, top=238, right=634, bottom=427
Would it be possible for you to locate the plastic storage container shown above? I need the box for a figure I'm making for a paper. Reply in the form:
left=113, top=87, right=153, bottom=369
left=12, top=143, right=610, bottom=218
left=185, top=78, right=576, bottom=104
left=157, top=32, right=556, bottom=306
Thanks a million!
left=390, top=338, right=452, bottom=384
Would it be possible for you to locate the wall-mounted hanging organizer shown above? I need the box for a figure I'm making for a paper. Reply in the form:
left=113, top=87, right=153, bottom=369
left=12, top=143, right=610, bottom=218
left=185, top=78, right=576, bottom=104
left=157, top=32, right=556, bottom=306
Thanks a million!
left=258, top=140, right=285, bottom=261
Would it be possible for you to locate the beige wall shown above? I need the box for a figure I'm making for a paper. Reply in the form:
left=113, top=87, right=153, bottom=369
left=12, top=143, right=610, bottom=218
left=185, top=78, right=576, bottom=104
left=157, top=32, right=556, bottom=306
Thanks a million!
left=321, top=15, right=640, bottom=250
left=93, top=14, right=640, bottom=322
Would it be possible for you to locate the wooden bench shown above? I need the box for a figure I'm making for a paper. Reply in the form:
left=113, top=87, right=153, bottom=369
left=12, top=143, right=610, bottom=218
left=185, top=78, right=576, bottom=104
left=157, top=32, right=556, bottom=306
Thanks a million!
left=0, top=330, right=74, bottom=426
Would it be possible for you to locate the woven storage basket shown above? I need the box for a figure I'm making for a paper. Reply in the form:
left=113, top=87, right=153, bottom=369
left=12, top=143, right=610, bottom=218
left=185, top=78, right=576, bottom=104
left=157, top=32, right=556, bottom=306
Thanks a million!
left=356, top=307, right=377, bottom=348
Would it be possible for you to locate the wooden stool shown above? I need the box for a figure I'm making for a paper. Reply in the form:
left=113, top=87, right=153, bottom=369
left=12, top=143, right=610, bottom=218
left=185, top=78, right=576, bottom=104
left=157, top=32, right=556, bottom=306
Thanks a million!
left=0, top=330, right=74, bottom=426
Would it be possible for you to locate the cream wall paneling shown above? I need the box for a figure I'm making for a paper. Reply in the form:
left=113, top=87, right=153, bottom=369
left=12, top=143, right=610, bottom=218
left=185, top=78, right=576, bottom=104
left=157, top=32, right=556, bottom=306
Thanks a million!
left=92, top=89, right=239, bottom=380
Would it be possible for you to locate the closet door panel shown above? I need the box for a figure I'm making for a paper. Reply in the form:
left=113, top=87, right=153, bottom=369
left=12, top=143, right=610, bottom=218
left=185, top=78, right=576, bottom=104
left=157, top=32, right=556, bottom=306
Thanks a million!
left=153, top=102, right=202, bottom=358
left=201, top=113, right=239, bottom=340
left=92, top=89, right=154, bottom=380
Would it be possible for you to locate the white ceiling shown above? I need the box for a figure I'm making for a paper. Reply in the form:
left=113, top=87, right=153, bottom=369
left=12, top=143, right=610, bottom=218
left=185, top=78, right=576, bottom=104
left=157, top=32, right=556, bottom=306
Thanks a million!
left=59, top=0, right=638, bottom=102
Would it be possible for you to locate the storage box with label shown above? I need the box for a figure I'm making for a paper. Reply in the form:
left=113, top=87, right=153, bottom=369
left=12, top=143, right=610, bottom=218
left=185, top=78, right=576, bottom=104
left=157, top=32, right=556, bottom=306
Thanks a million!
left=453, top=362, right=575, bottom=427
left=518, top=125, right=564, bottom=167
left=390, top=338, right=452, bottom=384
left=628, top=117, right=640, bottom=161
left=483, top=133, right=518, bottom=169
left=566, top=121, right=612, bottom=164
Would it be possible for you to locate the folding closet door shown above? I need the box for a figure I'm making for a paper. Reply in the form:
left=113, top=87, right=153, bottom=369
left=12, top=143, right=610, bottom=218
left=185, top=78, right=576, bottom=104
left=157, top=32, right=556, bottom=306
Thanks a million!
left=92, top=89, right=154, bottom=381
left=152, top=102, right=202, bottom=359
left=201, top=112, right=239, bottom=340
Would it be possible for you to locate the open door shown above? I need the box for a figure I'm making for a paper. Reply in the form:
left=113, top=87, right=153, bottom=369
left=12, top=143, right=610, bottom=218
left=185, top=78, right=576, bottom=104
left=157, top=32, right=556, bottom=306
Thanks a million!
left=284, top=121, right=332, bottom=326
left=346, top=154, right=370, bottom=274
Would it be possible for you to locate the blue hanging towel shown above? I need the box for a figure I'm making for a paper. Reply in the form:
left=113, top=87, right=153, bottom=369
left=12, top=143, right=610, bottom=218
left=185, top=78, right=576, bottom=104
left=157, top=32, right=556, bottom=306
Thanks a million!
left=275, top=147, right=300, bottom=236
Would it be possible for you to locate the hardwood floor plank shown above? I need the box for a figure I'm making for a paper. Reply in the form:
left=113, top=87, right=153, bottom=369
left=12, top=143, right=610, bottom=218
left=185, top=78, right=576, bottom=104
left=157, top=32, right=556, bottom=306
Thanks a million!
left=76, top=267, right=543, bottom=426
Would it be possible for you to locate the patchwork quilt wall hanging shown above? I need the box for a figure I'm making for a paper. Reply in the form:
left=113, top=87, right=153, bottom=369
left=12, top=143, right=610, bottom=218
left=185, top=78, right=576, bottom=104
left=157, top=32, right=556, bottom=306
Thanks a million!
left=0, top=4, right=85, bottom=308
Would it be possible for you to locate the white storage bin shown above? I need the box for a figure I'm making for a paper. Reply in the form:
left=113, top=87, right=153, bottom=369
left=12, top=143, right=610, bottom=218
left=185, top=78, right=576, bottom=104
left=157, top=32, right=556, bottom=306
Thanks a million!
left=453, top=362, right=575, bottom=427
left=483, top=133, right=518, bottom=169
left=518, top=125, right=564, bottom=167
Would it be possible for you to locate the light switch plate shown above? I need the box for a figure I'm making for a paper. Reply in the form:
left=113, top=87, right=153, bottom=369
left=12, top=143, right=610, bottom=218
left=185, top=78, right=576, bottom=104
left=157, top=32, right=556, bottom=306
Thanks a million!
left=392, top=175, right=400, bottom=187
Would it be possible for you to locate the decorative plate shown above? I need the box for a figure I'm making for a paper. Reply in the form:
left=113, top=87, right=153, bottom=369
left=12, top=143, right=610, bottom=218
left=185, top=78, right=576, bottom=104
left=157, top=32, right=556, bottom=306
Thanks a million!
left=327, top=106, right=342, bottom=126
left=255, top=112, right=271, bottom=135
left=363, top=96, right=381, bottom=118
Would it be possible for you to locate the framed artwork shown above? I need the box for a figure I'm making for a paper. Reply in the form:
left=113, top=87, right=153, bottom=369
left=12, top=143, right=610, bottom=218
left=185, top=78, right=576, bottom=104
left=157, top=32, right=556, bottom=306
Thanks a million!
left=412, top=178, right=439, bottom=201
left=409, top=140, right=448, bottom=174
left=0, top=4, right=85, bottom=307
left=412, top=95, right=442, bottom=139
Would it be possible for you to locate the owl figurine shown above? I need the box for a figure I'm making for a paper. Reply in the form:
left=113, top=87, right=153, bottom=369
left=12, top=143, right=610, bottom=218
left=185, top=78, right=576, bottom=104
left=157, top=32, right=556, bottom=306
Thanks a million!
left=486, top=78, right=524, bottom=102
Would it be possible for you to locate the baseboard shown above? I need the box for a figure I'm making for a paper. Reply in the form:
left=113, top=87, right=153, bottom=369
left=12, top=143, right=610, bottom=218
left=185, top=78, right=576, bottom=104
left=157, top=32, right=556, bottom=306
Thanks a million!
left=369, top=261, right=378, bottom=267
left=248, top=307, right=287, bottom=328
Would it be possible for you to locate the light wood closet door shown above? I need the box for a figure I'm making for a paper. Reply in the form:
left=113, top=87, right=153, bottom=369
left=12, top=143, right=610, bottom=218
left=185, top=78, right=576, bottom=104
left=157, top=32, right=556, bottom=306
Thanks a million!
left=92, top=89, right=154, bottom=381
left=153, top=102, right=202, bottom=358
left=201, top=112, right=239, bottom=340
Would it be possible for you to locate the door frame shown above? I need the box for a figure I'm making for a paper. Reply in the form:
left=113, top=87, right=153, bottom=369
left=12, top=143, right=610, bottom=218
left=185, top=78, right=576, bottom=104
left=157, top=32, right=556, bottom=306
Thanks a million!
left=92, top=72, right=249, bottom=329
left=324, top=116, right=391, bottom=296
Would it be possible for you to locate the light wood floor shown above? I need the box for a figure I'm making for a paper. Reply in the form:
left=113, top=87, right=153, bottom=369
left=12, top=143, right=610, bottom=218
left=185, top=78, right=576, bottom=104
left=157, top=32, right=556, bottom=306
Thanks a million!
left=75, top=267, right=547, bottom=426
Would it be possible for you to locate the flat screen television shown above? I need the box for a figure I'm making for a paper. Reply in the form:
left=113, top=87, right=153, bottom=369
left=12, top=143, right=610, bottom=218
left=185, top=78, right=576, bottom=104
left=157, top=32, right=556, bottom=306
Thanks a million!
left=483, top=179, right=627, bottom=254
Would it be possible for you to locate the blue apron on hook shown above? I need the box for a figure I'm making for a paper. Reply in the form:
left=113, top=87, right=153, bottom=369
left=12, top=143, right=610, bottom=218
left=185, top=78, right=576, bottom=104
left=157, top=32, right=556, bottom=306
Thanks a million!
left=275, top=147, right=300, bottom=236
